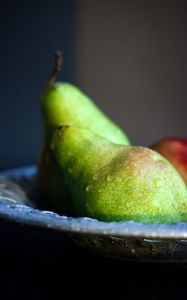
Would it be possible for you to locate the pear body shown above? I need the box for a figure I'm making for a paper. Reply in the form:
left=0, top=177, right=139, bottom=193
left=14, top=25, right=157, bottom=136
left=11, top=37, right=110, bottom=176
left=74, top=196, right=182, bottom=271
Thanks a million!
left=51, top=126, right=187, bottom=223
left=37, top=82, right=130, bottom=214
left=41, top=82, right=130, bottom=145
left=37, top=141, right=74, bottom=214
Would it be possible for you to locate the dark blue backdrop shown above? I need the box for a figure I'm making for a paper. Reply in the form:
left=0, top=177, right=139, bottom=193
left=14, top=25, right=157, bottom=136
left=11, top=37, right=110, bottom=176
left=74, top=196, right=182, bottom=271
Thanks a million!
left=0, top=0, right=76, bottom=170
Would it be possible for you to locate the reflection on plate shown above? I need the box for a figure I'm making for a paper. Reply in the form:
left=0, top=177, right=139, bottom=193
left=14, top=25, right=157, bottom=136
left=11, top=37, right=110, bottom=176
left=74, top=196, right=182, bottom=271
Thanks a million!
left=1, top=166, right=187, bottom=263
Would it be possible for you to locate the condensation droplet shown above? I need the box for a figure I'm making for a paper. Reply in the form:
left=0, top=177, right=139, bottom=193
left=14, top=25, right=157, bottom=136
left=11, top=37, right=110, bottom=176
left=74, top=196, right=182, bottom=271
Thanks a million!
left=107, top=175, right=113, bottom=182
left=93, top=174, right=98, bottom=181
left=86, top=185, right=91, bottom=192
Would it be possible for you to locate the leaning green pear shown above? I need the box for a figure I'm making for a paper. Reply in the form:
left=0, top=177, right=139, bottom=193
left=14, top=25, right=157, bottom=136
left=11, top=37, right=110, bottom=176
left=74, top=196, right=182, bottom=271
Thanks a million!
left=42, top=82, right=130, bottom=145
left=51, top=126, right=187, bottom=224
left=37, top=54, right=130, bottom=214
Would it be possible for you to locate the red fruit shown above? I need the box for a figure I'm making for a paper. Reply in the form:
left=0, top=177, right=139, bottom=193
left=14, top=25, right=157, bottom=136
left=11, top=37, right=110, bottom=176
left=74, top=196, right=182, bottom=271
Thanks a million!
left=150, top=137, right=187, bottom=185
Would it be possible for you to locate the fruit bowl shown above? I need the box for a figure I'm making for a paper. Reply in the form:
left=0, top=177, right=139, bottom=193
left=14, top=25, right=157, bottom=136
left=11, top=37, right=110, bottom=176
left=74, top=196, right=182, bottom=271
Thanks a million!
left=1, top=165, right=187, bottom=263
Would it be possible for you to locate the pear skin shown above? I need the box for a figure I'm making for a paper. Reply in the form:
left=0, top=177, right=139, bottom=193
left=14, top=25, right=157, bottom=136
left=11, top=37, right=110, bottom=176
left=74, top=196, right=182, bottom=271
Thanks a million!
left=36, top=140, right=74, bottom=214
left=51, top=126, right=187, bottom=224
left=41, top=82, right=130, bottom=145
left=37, top=52, right=130, bottom=214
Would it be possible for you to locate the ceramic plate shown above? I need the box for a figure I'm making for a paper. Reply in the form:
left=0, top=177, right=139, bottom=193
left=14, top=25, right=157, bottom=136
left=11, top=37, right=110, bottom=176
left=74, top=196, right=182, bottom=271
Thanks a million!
left=1, top=166, right=187, bottom=263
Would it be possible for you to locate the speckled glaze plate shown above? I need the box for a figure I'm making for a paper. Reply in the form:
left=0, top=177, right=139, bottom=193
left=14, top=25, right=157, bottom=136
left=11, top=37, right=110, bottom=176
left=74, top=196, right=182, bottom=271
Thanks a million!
left=1, top=166, right=187, bottom=263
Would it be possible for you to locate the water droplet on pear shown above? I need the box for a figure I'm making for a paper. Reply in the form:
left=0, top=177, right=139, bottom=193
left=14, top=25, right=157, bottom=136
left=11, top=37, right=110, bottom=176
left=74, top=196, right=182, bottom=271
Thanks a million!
left=86, top=185, right=91, bottom=192
left=93, top=174, right=98, bottom=181
left=107, top=175, right=113, bottom=182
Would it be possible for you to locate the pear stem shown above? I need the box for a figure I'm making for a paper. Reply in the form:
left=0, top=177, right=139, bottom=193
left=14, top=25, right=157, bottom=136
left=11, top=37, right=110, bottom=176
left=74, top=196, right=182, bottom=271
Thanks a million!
left=47, top=51, right=63, bottom=89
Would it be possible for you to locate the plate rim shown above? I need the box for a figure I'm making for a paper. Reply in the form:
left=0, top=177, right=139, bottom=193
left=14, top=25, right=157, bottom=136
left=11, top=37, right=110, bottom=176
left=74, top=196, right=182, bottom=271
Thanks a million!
left=1, top=165, right=187, bottom=240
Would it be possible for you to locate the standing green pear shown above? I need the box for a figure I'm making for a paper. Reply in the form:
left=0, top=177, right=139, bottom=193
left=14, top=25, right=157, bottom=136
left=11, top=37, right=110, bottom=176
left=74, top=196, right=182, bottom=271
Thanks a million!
left=51, top=125, right=187, bottom=223
left=37, top=51, right=130, bottom=214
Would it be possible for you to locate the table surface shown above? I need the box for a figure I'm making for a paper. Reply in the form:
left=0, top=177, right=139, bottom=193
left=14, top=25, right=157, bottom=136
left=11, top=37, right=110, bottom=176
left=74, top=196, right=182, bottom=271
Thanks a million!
left=0, top=219, right=187, bottom=300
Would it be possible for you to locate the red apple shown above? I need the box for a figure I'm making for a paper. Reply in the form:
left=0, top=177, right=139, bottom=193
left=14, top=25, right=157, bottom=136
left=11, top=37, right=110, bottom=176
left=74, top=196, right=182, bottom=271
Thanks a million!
left=150, top=137, right=187, bottom=185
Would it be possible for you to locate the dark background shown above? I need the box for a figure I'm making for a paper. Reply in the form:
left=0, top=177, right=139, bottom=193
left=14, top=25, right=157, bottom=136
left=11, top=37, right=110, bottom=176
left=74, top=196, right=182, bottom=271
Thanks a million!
left=0, top=0, right=76, bottom=170
left=1, top=219, right=187, bottom=300
left=0, top=0, right=187, bottom=170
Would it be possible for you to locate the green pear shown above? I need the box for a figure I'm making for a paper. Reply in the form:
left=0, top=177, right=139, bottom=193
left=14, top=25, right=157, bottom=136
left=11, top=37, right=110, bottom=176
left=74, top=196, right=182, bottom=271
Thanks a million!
left=51, top=125, right=187, bottom=223
left=37, top=51, right=130, bottom=214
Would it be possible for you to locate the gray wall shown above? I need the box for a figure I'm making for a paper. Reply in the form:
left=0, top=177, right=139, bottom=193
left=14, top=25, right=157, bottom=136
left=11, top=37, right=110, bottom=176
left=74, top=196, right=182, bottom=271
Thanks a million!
left=76, top=0, right=187, bottom=146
